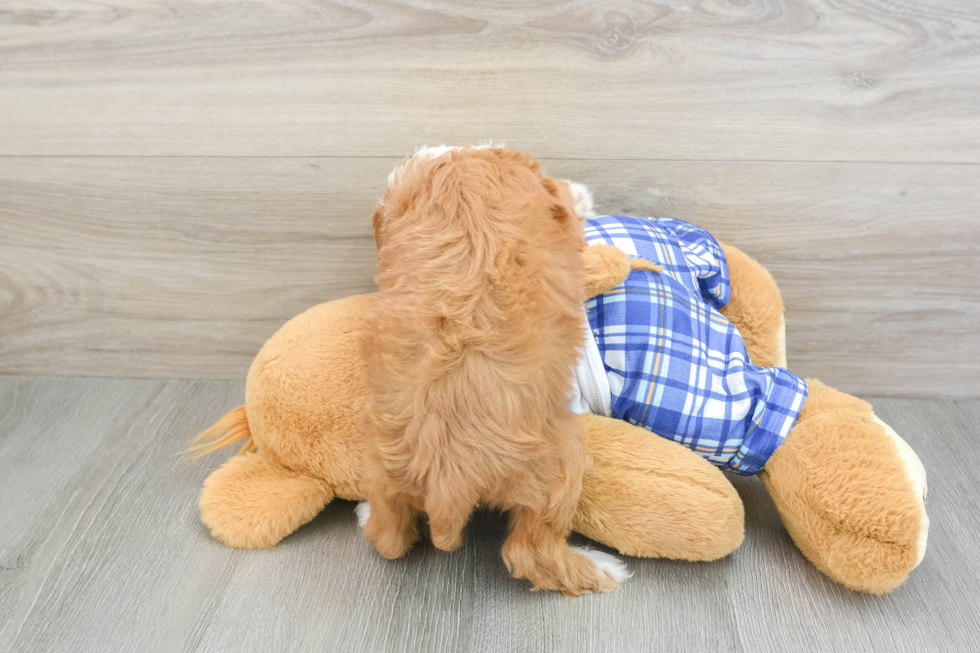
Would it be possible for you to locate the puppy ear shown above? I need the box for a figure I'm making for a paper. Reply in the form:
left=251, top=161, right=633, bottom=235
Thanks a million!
left=370, top=204, right=386, bottom=249
left=542, top=177, right=587, bottom=249
left=541, top=176, right=561, bottom=199
left=550, top=201, right=572, bottom=223
left=538, top=178, right=566, bottom=219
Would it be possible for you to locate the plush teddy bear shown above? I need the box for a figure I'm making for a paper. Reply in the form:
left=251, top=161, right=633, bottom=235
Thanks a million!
left=190, top=217, right=928, bottom=595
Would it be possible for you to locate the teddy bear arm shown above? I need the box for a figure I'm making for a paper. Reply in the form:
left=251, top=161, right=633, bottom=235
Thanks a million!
left=717, top=243, right=786, bottom=368
left=582, top=244, right=633, bottom=298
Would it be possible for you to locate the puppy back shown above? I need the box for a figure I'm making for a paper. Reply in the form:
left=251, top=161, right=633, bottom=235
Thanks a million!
left=362, top=147, right=587, bottom=482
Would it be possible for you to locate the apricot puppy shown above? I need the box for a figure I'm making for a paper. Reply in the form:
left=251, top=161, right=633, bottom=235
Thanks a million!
left=359, top=146, right=628, bottom=596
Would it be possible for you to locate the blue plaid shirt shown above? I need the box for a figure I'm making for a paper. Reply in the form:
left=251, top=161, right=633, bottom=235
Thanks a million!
left=585, top=215, right=808, bottom=475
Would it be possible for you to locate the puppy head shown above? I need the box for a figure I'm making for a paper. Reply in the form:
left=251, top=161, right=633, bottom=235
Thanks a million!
left=371, top=145, right=585, bottom=252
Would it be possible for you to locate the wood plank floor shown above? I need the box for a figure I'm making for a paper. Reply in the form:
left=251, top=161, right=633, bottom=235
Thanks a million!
left=1, top=375, right=977, bottom=652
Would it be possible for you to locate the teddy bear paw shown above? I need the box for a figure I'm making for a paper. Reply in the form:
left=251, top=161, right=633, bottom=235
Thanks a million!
left=566, top=181, right=596, bottom=218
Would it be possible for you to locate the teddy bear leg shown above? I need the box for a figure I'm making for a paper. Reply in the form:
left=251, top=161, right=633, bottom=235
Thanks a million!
left=199, top=452, right=334, bottom=549
left=759, top=379, right=928, bottom=594
left=718, top=243, right=787, bottom=368
left=574, top=414, right=745, bottom=561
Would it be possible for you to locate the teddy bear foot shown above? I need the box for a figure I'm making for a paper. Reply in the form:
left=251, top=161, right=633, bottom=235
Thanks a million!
left=759, top=379, right=928, bottom=594
left=199, top=452, right=335, bottom=549
left=574, top=414, right=745, bottom=560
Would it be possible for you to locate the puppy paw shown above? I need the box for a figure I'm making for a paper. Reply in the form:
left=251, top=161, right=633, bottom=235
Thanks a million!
left=573, top=546, right=633, bottom=585
left=355, top=500, right=371, bottom=527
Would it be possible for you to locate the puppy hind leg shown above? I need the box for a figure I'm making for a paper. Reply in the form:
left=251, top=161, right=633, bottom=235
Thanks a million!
left=425, top=476, right=480, bottom=552
left=362, top=487, right=420, bottom=560
left=502, top=506, right=629, bottom=597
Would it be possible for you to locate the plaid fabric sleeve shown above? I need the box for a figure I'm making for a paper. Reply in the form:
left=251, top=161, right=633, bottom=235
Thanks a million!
left=726, top=370, right=808, bottom=474
left=583, top=215, right=808, bottom=476
left=656, top=218, right=731, bottom=310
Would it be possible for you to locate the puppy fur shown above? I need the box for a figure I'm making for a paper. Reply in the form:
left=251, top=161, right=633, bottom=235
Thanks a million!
left=360, top=146, right=624, bottom=596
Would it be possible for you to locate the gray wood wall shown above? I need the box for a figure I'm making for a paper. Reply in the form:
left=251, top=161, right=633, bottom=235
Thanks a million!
left=1, top=0, right=978, bottom=397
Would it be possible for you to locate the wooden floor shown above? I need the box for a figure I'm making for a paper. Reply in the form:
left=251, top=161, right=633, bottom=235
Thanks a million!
left=0, top=374, right=977, bottom=652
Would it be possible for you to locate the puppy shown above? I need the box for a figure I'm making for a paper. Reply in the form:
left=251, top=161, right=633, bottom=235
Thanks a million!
left=359, top=146, right=628, bottom=596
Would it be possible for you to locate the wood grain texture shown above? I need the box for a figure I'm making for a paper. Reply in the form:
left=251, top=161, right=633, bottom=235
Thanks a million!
left=0, top=375, right=977, bottom=652
left=1, top=157, right=977, bottom=396
left=0, top=0, right=978, bottom=160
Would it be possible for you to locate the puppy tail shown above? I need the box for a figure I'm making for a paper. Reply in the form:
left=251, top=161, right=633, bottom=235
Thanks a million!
left=182, top=405, right=256, bottom=460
